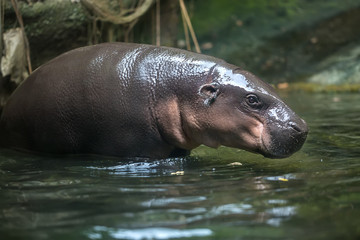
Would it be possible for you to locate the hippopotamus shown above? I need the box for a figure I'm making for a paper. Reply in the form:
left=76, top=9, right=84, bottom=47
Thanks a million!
left=0, top=43, right=308, bottom=159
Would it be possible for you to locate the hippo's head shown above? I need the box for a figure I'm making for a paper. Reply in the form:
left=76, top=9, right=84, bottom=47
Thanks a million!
left=192, top=66, right=308, bottom=158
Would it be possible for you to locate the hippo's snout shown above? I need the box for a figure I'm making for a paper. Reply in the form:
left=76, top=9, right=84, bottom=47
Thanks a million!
left=263, top=116, right=308, bottom=159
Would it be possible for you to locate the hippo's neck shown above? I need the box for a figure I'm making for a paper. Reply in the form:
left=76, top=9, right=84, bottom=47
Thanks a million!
left=137, top=47, right=226, bottom=151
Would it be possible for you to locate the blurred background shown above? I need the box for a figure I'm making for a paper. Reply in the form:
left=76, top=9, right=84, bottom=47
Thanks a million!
left=1, top=0, right=360, bottom=104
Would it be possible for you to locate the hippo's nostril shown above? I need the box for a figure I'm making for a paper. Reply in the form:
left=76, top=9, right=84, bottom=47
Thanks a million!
left=289, top=122, right=302, bottom=133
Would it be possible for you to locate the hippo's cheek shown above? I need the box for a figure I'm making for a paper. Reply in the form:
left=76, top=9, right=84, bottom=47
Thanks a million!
left=242, top=120, right=264, bottom=150
left=219, top=117, right=265, bottom=152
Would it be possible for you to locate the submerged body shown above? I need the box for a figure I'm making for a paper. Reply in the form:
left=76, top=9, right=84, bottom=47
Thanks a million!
left=0, top=43, right=308, bottom=158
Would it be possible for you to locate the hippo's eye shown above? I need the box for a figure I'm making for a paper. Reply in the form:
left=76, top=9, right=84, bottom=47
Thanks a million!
left=246, top=94, right=261, bottom=108
left=247, top=95, right=258, bottom=104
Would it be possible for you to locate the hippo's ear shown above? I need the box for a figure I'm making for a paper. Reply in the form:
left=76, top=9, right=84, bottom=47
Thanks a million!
left=199, top=83, right=220, bottom=105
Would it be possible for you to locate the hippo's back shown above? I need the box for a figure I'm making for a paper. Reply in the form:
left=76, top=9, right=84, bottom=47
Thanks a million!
left=0, top=43, right=188, bottom=157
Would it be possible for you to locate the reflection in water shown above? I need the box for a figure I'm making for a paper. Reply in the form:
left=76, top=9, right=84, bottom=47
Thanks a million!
left=85, top=158, right=187, bottom=177
left=0, top=93, right=359, bottom=239
left=87, top=226, right=213, bottom=240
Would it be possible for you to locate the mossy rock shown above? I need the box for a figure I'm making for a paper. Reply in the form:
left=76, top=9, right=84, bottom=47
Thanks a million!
left=4, top=0, right=88, bottom=68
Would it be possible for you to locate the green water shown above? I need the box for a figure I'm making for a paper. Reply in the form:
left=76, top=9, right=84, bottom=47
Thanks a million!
left=0, top=92, right=359, bottom=240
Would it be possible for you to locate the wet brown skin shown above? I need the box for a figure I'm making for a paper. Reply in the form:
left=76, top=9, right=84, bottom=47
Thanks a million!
left=0, top=43, right=308, bottom=159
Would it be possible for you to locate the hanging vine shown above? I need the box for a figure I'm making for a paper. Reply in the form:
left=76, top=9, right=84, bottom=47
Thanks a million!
left=179, top=0, right=200, bottom=53
left=81, top=0, right=155, bottom=43
left=10, top=0, right=32, bottom=73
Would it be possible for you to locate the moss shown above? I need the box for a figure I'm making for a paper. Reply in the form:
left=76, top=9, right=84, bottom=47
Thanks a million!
left=5, top=0, right=88, bottom=68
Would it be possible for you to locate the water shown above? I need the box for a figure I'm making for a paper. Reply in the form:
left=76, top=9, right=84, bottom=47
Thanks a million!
left=0, top=92, right=359, bottom=240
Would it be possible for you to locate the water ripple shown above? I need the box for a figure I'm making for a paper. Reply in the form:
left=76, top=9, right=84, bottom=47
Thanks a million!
left=141, top=196, right=207, bottom=207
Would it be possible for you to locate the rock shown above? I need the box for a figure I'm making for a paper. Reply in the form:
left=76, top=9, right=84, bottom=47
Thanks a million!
left=4, top=0, right=88, bottom=68
left=309, top=45, right=360, bottom=85
left=1, top=28, right=29, bottom=85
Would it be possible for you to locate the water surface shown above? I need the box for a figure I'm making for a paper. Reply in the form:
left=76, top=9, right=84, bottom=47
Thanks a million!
left=0, top=92, right=359, bottom=239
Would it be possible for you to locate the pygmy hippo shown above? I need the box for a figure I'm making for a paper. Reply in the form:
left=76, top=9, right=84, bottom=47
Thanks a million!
left=0, top=43, right=308, bottom=158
